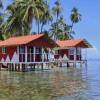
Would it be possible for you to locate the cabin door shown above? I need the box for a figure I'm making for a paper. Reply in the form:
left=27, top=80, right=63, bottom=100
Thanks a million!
left=19, top=46, right=25, bottom=62
left=27, top=47, right=42, bottom=62
left=28, top=47, right=34, bottom=62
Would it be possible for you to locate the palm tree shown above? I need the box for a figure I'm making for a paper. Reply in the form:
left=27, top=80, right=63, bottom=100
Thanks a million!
left=0, top=0, right=2, bottom=8
left=1, top=1, right=30, bottom=37
left=19, top=0, right=49, bottom=34
left=52, top=0, right=62, bottom=40
left=1, top=0, right=49, bottom=37
left=50, top=16, right=73, bottom=40
left=0, top=0, right=4, bottom=40
left=52, top=0, right=62, bottom=21
left=40, top=7, right=53, bottom=32
left=70, top=7, right=82, bottom=32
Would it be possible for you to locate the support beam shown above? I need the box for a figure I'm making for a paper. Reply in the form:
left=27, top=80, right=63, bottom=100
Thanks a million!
left=17, top=46, right=19, bottom=63
left=42, top=47, right=44, bottom=62
left=33, top=64, right=35, bottom=71
left=41, top=63, right=43, bottom=70
left=0, top=64, right=1, bottom=71
left=74, top=47, right=77, bottom=67
left=48, top=48, right=51, bottom=62
left=33, top=47, right=36, bottom=62
left=25, top=46, right=27, bottom=62
left=22, top=64, right=26, bottom=72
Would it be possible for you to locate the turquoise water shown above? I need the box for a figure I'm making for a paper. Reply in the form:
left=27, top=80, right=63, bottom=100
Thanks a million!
left=0, top=60, right=100, bottom=100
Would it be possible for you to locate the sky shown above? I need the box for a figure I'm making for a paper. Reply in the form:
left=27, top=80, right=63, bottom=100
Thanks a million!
left=3, top=0, right=100, bottom=59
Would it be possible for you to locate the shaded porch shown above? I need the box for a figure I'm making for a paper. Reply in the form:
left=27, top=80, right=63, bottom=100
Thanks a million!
left=18, top=45, right=51, bottom=63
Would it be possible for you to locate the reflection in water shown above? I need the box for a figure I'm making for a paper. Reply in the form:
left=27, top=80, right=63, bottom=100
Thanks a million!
left=0, top=60, right=100, bottom=100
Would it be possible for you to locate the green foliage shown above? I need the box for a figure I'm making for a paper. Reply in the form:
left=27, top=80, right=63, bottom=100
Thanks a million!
left=0, top=0, right=5, bottom=40
left=50, top=16, right=75, bottom=40
left=70, top=7, right=82, bottom=23
left=70, top=7, right=82, bottom=32
left=0, top=0, right=30, bottom=37
left=0, top=0, right=81, bottom=40
left=1, top=0, right=51, bottom=37
left=52, top=0, right=62, bottom=20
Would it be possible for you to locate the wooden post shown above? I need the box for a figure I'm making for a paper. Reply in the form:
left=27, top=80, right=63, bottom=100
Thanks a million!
left=22, top=64, right=26, bottom=72
left=0, top=63, right=1, bottom=71
left=20, top=63, right=22, bottom=71
left=48, top=63, right=50, bottom=69
left=8, top=64, right=11, bottom=71
left=33, top=47, right=36, bottom=62
left=33, top=64, right=35, bottom=71
left=74, top=47, right=77, bottom=67
left=17, top=46, right=19, bottom=62
left=48, top=48, right=50, bottom=62
left=9, top=64, right=12, bottom=71
left=15, top=64, right=17, bottom=71
left=42, top=47, right=44, bottom=62
left=80, top=47, right=81, bottom=61
left=12, top=64, right=14, bottom=71
left=67, top=62, right=70, bottom=67
left=17, top=64, right=20, bottom=71
left=25, top=46, right=27, bottom=62
left=7, top=63, right=9, bottom=71
left=13, top=64, right=15, bottom=71
left=60, top=62, right=62, bottom=67
left=41, top=63, right=43, bottom=70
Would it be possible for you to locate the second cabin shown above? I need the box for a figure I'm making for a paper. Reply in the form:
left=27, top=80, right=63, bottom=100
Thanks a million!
left=54, top=39, right=92, bottom=62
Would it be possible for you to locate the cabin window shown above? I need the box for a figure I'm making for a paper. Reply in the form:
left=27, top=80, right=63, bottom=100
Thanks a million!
left=2, top=47, right=7, bottom=54
left=69, top=48, right=74, bottom=55
left=29, top=47, right=34, bottom=53
left=36, top=48, right=41, bottom=54
left=19, top=46, right=25, bottom=53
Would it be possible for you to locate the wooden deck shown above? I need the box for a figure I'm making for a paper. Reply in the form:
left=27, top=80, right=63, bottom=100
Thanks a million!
left=0, top=59, right=87, bottom=72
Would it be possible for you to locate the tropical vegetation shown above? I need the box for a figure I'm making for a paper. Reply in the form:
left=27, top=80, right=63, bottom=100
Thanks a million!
left=0, top=0, right=82, bottom=41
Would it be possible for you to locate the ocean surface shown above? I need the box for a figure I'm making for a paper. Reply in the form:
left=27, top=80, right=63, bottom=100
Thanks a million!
left=0, top=60, right=100, bottom=100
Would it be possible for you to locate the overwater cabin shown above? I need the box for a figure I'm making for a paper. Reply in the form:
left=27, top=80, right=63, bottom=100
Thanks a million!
left=54, top=39, right=92, bottom=66
left=0, top=34, right=58, bottom=71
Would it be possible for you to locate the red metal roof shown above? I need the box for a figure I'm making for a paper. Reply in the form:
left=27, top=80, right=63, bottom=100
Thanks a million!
left=57, top=39, right=92, bottom=48
left=0, top=34, right=45, bottom=47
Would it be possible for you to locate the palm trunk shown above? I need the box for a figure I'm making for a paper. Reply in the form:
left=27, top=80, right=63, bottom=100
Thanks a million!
left=69, top=22, right=74, bottom=39
left=41, top=23, right=44, bottom=33
left=71, top=22, right=74, bottom=33
left=29, top=23, right=32, bottom=34
left=37, top=21, right=40, bottom=34
left=55, top=13, right=59, bottom=41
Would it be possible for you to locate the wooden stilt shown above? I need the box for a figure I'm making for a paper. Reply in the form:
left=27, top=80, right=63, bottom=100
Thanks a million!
left=60, top=62, right=62, bottom=67
left=74, top=62, right=76, bottom=67
left=7, top=63, right=9, bottom=71
left=33, top=64, right=35, bottom=71
left=48, top=63, right=50, bottom=69
left=9, top=64, right=12, bottom=71
left=29, top=64, right=33, bottom=71
left=22, top=64, right=26, bottom=72
left=67, top=62, right=70, bottom=67
left=17, top=64, right=20, bottom=72
left=41, top=63, right=43, bottom=70
left=20, top=64, right=22, bottom=72
left=11, top=64, right=14, bottom=71
left=15, top=64, right=17, bottom=71
left=0, top=63, right=2, bottom=71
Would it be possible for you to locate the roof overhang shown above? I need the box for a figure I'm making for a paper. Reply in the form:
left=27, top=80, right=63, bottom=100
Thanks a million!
left=0, top=34, right=58, bottom=48
left=81, top=39, right=93, bottom=48
left=55, top=39, right=93, bottom=50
